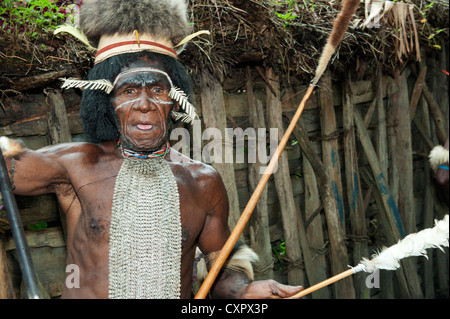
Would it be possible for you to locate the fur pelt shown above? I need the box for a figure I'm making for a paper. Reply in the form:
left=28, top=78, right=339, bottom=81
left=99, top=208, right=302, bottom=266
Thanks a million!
left=80, top=0, right=191, bottom=51
left=0, top=137, right=27, bottom=158
left=193, top=244, right=259, bottom=284
left=429, top=145, right=449, bottom=172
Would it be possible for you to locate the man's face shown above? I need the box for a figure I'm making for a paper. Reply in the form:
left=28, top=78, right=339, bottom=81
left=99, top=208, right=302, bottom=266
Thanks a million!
left=111, top=57, right=175, bottom=152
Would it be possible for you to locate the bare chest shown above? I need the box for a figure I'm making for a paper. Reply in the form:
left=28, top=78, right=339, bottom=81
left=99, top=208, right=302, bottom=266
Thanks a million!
left=69, top=170, right=205, bottom=252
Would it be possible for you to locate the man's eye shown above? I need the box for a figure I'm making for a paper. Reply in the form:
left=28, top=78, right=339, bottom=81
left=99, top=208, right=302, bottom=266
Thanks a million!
left=126, top=89, right=135, bottom=94
left=154, top=87, right=164, bottom=94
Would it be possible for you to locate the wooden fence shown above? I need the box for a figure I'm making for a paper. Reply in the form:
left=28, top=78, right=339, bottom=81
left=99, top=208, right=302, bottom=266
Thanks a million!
left=0, top=50, right=448, bottom=299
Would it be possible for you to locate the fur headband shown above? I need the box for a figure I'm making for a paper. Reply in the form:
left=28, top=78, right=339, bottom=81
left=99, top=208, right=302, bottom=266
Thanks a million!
left=79, top=0, right=191, bottom=55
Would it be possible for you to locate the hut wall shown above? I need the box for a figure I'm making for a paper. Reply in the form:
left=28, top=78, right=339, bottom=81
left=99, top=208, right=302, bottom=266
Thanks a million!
left=0, top=50, right=448, bottom=299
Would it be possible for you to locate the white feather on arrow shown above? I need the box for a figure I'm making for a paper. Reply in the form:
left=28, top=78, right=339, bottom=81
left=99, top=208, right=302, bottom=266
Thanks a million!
left=292, top=215, right=449, bottom=299
left=356, top=214, right=449, bottom=273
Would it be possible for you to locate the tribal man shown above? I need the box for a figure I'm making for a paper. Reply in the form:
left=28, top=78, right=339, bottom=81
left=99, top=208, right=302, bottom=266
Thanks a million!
left=0, top=0, right=303, bottom=299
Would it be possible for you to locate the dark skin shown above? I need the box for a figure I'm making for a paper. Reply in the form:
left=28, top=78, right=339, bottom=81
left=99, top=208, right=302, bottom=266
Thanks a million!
left=3, top=56, right=303, bottom=299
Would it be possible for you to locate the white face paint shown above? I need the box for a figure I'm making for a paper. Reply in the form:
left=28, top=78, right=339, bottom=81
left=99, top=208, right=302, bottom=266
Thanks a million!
left=114, top=97, right=173, bottom=112
left=112, top=67, right=175, bottom=113
left=112, top=67, right=174, bottom=88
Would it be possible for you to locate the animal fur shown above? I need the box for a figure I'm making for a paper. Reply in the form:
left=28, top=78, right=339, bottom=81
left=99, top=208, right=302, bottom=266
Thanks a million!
left=312, top=0, right=361, bottom=85
left=79, top=0, right=191, bottom=52
left=194, top=244, right=259, bottom=283
left=0, top=137, right=27, bottom=158
left=429, top=145, right=449, bottom=172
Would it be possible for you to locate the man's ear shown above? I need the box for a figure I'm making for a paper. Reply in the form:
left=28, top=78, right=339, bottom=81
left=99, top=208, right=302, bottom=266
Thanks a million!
left=173, top=100, right=181, bottom=112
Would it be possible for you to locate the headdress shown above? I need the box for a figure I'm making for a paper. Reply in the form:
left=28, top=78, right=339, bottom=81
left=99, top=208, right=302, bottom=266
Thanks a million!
left=56, top=0, right=205, bottom=142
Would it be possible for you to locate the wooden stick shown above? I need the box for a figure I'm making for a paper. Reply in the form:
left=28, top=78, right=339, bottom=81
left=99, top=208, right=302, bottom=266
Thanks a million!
left=289, top=269, right=355, bottom=299
left=194, top=85, right=315, bottom=299
left=0, top=152, right=41, bottom=299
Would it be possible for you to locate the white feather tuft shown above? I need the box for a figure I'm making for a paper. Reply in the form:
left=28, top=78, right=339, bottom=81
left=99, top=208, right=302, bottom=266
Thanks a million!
left=429, top=145, right=449, bottom=172
left=169, top=87, right=200, bottom=124
left=60, top=78, right=114, bottom=94
left=358, top=215, right=449, bottom=273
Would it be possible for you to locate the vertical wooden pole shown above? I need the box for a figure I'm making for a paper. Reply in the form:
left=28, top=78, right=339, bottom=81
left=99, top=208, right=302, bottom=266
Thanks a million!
left=199, top=69, right=242, bottom=233
left=0, top=235, right=16, bottom=299
left=386, top=80, right=399, bottom=207
left=45, top=88, right=72, bottom=241
left=420, top=93, right=436, bottom=299
left=354, top=108, right=423, bottom=298
left=303, top=155, right=330, bottom=299
left=266, top=67, right=304, bottom=286
left=376, top=65, right=389, bottom=182
left=289, top=116, right=355, bottom=299
left=359, top=168, right=410, bottom=298
left=375, top=67, right=396, bottom=299
left=342, top=74, right=369, bottom=299
left=319, top=71, right=346, bottom=233
left=245, top=67, right=273, bottom=280
left=392, top=68, right=416, bottom=235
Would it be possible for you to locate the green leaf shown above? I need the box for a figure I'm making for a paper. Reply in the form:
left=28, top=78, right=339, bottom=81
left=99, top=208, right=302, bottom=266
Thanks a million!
left=27, top=221, right=48, bottom=230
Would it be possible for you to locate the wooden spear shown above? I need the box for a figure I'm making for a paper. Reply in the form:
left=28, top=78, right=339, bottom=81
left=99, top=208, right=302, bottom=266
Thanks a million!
left=0, top=152, right=41, bottom=299
left=194, top=0, right=362, bottom=299
left=194, top=85, right=315, bottom=299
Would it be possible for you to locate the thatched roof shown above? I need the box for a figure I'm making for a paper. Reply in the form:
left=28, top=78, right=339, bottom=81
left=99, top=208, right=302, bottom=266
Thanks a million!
left=0, top=0, right=448, bottom=88
left=180, top=0, right=449, bottom=80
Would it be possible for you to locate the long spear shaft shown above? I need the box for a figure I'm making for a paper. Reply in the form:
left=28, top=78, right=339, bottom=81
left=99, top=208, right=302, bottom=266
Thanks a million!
left=0, top=152, right=41, bottom=299
left=194, top=86, right=315, bottom=299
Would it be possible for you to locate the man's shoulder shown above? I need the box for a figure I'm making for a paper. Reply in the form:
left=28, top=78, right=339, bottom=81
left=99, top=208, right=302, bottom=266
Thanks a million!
left=167, top=149, right=222, bottom=182
left=36, top=140, right=117, bottom=162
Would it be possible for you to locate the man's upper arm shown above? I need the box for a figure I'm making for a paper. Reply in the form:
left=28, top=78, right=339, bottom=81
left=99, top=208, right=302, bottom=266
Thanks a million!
left=2, top=140, right=70, bottom=196
left=196, top=169, right=232, bottom=254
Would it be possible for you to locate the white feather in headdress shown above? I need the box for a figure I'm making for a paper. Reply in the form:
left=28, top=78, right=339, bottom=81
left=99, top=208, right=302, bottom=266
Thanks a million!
left=60, top=78, right=114, bottom=94
left=169, top=87, right=200, bottom=124
left=54, top=25, right=97, bottom=51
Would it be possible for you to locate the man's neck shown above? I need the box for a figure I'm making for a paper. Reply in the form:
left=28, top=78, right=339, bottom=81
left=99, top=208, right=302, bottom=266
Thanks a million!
left=118, top=139, right=170, bottom=160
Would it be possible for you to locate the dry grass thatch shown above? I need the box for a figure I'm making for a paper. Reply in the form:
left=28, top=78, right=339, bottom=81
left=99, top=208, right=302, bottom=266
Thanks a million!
left=180, top=0, right=449, bottom=80
left=0, top=0, right=448, bottom=83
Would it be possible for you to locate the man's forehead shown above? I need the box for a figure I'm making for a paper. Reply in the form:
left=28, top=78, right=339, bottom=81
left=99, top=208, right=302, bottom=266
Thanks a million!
left=113, top=67, right=174, bottom=88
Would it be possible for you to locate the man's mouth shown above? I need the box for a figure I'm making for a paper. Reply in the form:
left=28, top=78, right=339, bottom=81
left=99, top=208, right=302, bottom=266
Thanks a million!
left=136, top=124, right=154, bottom=131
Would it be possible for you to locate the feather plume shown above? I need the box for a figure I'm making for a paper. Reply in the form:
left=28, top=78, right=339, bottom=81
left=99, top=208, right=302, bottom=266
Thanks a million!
left=169, top=87, right=199, bottom=124
left=175, top=30, right=211, bottom=48
left=54, top=25, right=96, bottom=51
left=171, top=111, right=193, bottom=123
left=60, top=78, right=114, bottom=94
left=311, top=0, right=361, bottom=85
left=429, top=145, right=449, bottom=172
left=358, top=215, right=449, bottom=273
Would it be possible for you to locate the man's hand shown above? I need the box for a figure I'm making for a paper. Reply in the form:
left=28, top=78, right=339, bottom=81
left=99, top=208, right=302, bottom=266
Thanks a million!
left=238, top=280, right=303, bottom=299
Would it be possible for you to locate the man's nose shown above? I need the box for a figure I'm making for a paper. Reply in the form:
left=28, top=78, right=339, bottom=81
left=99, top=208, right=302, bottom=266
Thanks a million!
left=134, top=92, right=156, bottom=113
